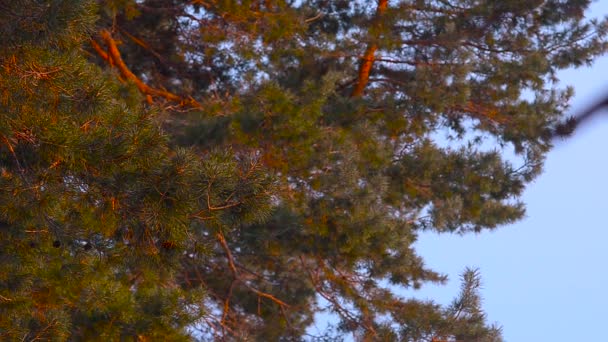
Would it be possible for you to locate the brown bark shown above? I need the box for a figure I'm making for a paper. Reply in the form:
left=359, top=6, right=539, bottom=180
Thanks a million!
left=351, top=0, right=388, bottom=97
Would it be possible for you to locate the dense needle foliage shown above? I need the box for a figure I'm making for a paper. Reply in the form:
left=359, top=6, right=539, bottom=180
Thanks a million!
left=1, top=0, right=607, bottom=340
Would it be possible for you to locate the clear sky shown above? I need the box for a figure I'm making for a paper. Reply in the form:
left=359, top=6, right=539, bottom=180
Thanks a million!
left=413, top=2, right=608, bottom=341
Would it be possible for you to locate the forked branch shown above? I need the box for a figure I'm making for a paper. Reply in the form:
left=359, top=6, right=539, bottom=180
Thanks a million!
left=216, top=231, right=289, bottom=308
left=91, top=30, right=201, bottom=108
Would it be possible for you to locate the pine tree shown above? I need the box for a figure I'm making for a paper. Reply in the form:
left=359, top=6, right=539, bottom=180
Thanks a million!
left=2, top=0, right=607, bottom=340
left=0, top=1, right=272, bottom=340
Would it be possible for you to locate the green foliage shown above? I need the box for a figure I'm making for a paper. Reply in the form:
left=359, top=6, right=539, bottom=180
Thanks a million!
left=0, top=1, right=272, bottom=340
left=1, top=0, right=607, bottom=340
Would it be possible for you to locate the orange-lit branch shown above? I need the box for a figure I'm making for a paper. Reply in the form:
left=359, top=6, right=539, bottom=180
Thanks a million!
left=351, top=0, right=388, bottom=97
left=92, top=30, right=201, bottom=108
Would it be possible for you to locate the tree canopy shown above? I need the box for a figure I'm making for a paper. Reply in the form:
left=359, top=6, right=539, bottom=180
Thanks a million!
left=1, top=0, right=607, bottom=340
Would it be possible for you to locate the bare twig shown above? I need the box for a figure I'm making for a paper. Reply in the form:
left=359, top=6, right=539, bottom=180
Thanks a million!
left=1, top=133, right=24, bottom=175
left=216, top=231, right=289, bottom=308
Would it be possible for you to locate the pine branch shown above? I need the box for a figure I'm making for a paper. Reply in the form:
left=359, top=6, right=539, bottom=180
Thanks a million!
left=92, top=30, right=202, bottom=108
left=299, top=256, right=377, bottom=336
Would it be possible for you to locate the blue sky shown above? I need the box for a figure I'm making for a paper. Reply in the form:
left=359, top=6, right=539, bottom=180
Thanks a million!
left=414, top=2, right=608, bottom=341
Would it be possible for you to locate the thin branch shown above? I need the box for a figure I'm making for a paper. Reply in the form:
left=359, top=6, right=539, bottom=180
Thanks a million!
left=118, top=28, right=167, bottom=65
left=304, top=12, right=323, bottom=23
left=205, top=182, right=242, bottom=211
left=299, top=256, right=377, bottom=336
left=89, top=39, right=110, bottom=64
left=24, top=229, right=48, bottom=234
left=216, top=231, right=289, bottom=308
left=221, top=280, right=236, bottom=330
left=1, top=133, right=24, bottom=175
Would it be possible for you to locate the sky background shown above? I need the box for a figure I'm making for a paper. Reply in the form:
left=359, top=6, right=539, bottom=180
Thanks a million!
left=413, top=2, right=608, bottom=341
